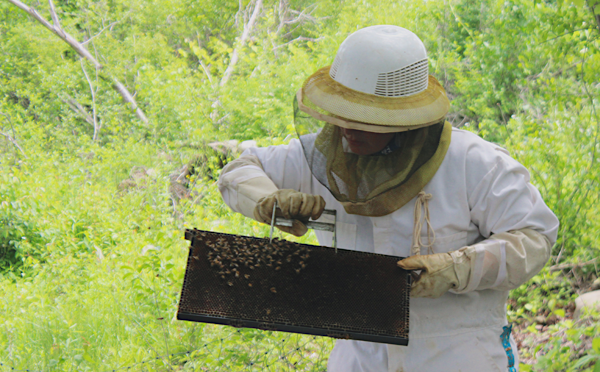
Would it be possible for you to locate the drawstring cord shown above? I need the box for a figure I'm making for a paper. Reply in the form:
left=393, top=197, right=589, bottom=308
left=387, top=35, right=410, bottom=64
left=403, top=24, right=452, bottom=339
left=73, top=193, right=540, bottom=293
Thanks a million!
left=411, top=191, right=436, bottom=256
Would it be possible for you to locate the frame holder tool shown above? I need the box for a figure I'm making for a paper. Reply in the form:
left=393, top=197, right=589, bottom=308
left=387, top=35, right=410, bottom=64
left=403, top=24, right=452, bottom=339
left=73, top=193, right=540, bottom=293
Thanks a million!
left=269, top=201, right=337, bottom=252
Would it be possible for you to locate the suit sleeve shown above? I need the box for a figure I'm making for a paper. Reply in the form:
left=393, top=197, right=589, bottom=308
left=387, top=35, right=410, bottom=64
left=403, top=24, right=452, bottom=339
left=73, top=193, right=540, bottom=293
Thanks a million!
left=453, top=143, right=559, bottom=293
left=218, top=139, right=312, bottom=219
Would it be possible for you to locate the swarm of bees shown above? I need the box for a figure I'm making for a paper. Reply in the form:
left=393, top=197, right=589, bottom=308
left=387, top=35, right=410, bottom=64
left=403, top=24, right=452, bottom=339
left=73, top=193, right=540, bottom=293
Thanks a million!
left=191, top=230, right=311, bottom=291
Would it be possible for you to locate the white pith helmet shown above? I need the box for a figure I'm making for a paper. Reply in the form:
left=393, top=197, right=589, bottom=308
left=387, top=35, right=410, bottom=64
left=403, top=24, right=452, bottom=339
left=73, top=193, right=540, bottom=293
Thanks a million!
left=297, top=25, right=450, bottom=132
left=330, top=25, right=429, bottom=97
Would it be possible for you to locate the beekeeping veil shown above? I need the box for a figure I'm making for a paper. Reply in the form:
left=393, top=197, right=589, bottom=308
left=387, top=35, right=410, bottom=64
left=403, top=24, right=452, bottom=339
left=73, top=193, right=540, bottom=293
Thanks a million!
left=294, top=25, right=452, bottom=217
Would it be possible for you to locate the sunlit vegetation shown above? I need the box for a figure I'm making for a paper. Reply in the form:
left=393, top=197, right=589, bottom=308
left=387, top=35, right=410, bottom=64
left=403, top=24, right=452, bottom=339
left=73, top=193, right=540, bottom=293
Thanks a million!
left=1, top=0, right=600, bottom=370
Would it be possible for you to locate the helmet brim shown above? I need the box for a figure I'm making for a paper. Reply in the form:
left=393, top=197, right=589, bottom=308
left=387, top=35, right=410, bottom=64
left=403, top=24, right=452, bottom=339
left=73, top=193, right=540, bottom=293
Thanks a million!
left=301, top=66, right=450, bottom=132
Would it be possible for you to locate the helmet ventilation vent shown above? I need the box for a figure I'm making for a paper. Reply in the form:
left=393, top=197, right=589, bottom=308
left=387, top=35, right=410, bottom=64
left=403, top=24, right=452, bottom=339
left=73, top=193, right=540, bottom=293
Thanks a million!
left=374, top=59, right=429, bottom=97
left=329, top=58, right=341, bottom=79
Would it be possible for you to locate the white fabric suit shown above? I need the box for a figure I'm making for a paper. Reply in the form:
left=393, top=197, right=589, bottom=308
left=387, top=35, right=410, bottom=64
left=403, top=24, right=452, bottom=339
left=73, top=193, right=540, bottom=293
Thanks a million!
left=218, top=127, right=559, bottom=372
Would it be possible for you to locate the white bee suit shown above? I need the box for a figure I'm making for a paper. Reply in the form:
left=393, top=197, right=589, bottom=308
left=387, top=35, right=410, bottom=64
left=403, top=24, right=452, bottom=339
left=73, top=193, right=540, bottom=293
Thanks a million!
left=218, top=128, right=559, bottom=372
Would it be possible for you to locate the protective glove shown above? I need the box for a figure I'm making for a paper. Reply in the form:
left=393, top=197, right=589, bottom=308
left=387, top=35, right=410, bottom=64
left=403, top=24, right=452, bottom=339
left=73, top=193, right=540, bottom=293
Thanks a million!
left=254, top=189, right=326, bottom=237
left=397, top=247, right=472, bottom=298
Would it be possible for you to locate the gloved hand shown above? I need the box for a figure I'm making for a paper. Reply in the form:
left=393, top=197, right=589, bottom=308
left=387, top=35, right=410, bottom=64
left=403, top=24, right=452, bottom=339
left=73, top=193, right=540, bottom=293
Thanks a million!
left=397, top=248, right=472, bottom=298
left=254, top=189, right=326, bottom=236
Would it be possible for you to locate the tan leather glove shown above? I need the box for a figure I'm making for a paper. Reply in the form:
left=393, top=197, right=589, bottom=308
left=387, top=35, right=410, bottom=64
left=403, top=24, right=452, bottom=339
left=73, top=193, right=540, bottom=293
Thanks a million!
left=254, top=189, right=326, bottom=236
left=397, top=248, right=472, bottom=298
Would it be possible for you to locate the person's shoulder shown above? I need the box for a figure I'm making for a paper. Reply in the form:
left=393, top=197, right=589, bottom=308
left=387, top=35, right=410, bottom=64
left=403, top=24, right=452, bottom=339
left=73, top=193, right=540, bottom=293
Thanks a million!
left=450, top=127, right=499, bottom=147
left=242, top=138, right=305, bottom=165
left=449, top=127, right=511, bottom=159
left=447, top=127, right=527, bottom=183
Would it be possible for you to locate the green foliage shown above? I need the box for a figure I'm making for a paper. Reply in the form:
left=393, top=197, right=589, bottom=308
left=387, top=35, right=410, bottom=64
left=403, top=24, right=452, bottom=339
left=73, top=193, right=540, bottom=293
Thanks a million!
left=517, top=318, right=600, bottom=372
left=508, top=270, right=576, bottom=323
left=1, top=0, right=600, bottom=369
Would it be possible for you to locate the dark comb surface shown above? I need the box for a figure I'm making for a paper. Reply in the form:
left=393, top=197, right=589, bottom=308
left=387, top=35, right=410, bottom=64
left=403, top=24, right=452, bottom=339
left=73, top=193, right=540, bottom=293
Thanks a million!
left=177, top=229, right=410, bottom=345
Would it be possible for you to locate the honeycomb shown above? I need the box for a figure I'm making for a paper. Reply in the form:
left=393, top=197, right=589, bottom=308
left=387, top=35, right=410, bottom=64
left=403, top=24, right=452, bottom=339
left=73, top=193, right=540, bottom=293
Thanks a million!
left=177, top=229, right=410, bottom=345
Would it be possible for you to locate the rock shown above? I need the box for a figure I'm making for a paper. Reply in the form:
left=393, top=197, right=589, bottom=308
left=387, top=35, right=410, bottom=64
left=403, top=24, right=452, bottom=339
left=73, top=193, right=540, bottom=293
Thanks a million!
left=208, top=139, right=257, bottom=155
left=574, top=290, right=600, bottom=319
left=209, top=140, right=239, bottom=155
left=591, top=277, right=600, bottom=291
left=130, top=166, right=148, bottom=180
left=117, top=179, right=138, bottom=192
left=146, top=168, right=157, bottom=178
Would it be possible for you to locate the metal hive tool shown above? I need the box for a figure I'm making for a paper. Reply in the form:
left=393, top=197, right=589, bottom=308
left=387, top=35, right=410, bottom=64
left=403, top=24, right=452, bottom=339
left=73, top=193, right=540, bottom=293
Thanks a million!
left=270, top=203, right=337, bottom=250
left=177, top=228, right=411, bottom=345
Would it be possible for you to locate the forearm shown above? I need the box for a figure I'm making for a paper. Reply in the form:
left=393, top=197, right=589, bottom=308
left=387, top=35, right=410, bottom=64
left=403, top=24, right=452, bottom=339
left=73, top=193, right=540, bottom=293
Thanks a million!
left=451, top=228, right=552, bottom=293
left=218, top=154, right=278, bottom=219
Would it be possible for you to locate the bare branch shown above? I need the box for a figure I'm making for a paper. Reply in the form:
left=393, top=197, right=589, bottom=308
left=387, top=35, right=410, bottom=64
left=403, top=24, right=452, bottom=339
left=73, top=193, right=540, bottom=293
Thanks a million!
left=0, top=112, right=27, bottom=158
left=586, top=0, right=600, bottom=33
left=549, top=258, right=598, bottom=272
left=220, top=0, right=263, bottom=87
left=275, top=0, right=289, bottom=36
left=286, top=5, right=319, bottom=24
left=235, top=0, right=243, bottom=29
left=7, top=0, right=102, bottom=69
left=200, top=60, right=214, bottom=86
left=8, top=0, right=150, bottom=125
left=82, top=19, right=120, bottom=46
left=80, top=58, right=99, bottom=140
left=60, top=93, right=95, bottom=126
left=274, top=2, right=324, bottom=38
left=0, top=132, right=27, bottom=158
left=112, top=79, right=149, bottom=124
left=272, top=36, right=323, bottom=50
left=47, top=0, right=61, bottom=30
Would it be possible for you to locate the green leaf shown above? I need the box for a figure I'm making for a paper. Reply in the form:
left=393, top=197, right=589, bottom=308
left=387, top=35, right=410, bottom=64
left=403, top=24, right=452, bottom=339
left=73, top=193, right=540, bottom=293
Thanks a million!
left=571, top=355, right=596, bottom=369
left=122, top=272, right=134, bottom=280
left=519, top=363, right=532, bottom=372
left=593, top=338, right=600, bottom=352
left=83, top=353, right=94, bottom=364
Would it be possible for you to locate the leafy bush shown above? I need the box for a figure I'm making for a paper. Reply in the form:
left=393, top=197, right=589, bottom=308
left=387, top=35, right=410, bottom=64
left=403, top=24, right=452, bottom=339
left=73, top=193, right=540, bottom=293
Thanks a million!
left=1, top=0, right=600, bottom=370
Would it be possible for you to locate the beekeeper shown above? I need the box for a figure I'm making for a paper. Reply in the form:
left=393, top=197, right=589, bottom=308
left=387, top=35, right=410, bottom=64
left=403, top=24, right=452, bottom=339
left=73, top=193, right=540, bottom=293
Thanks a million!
left=218, top=25, right=559, bottom=372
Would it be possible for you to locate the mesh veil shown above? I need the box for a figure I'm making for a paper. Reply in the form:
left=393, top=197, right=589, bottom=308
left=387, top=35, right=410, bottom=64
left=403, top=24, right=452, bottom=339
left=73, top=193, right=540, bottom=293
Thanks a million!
left=294, top=95, right=451, bottom=217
